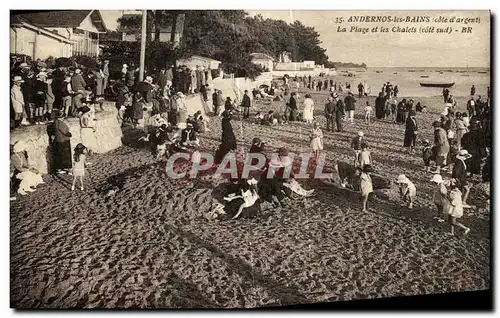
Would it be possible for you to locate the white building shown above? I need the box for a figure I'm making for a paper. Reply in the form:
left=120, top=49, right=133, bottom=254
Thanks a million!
left=250, top=53, right=274, bottom=71
left=176, top=55, right=222, bottom=70
left=10, top=10, right=107, bottom=59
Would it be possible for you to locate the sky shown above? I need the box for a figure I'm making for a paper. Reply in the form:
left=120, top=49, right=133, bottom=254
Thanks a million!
left=99, top=10, right=490, bottom=68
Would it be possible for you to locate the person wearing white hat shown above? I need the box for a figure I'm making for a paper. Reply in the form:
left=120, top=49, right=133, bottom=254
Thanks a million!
left=11, top=76, right=25, bottom=128
left=431, top=174, right=448, bottom=222
left=396, top=174, right=417, bottom=209
left=452, top=149, right=473, bottom=208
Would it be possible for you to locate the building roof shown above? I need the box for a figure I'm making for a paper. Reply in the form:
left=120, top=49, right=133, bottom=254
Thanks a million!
left=250, top=53, right=275, bottom=61
left=11, top=10, right=107, bottom=33
left=10, top=15, right=75, bottom=43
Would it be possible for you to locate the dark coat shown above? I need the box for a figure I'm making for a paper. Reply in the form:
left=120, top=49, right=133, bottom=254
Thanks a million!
left=452, top=158, right=468, bottom=186
left=375, top=96, right=386, bottom=119
left=132, top=97, right=145, bottom=120
left=287, top=97, right=297, bottom=110
left=241, top=94, right=251, bottom=107
left=344, top=95, right=356, bottom=111
left=222, top=117, right=237, bottom=150
left=403, top=117, right=418, bottom=147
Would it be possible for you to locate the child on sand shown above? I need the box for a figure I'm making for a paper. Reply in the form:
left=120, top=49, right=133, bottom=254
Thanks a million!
left=364, top=101, right=373, bottom=125
left=71, top=143, right=89, bottom=191
left=310, top=121, right=324, bottom=160
left=360, top=165, right=374, bottom=213
left=357, top=143, right=372, bottom=169
left=351, top=131, right=365, bottom=166
left=396, top=174, right=417, bottom=209
left=431, top=174, right=448, bottom=222
left=422, top=139, right=435, bottom=172
left=446, top=180, right=471, bottom=236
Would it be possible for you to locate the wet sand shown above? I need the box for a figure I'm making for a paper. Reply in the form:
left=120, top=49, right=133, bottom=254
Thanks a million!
left=10, top=87, right=490, bottom=308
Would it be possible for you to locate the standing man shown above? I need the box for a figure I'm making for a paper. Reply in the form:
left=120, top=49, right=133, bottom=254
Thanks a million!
left=212, top=89, right=219, bottom=116
left=442, top=88, right=450, bottom=103
left=358, top=82, right=364, bottom=98
left=470, top=85, right=476, bottom=97
left=241, top=90, right=252, bottom=119
left=166, top=65, right=174, bottom=92
left=344, top=91, right=357, bottom=124
left=324, top=96, right=335, bottom=132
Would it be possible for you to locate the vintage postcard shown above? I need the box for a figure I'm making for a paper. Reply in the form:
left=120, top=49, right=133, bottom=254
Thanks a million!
left=9, top=10, right=491, bottom=309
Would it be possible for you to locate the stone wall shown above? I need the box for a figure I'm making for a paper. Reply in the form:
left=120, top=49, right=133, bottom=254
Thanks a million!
left=10, top=102, right=123, bottom=175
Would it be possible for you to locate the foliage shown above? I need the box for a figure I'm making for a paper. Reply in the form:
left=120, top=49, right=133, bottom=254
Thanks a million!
left=113, top=10, right=331, bottom=78
left=327, top=61, right=367, bottom=69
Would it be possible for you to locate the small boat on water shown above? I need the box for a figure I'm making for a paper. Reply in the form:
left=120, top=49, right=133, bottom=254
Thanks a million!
left=376, top=71, right=383, bottom=73
left=393, top=72, right=398, bottom=74
left=420, top=75, right=429, bottom=78
left=408, top=70, right=416, bottom=72
left=478, top=71, right=488, bottom=74
left=420, top=82, right=455, bottom=88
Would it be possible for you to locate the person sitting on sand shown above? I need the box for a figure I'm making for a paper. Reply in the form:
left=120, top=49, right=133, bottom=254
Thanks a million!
left=431, top=174, right=448, bottom=223
left=223, top=178, right=261, bottom=219
left=360, top=165, right=374, bottom=213
left=262, top=111, right=277, bottom=126
left=10, top=140, right=44, bottom=197
left=180, top=123, right=199, bottom=148
left=259, top=147, right=294, bottom=208
left=446, top=180, right=470, bottom=236
left=396, top=174, right=416, bottom=209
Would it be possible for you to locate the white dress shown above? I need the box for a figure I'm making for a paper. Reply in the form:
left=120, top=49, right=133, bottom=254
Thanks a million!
left=310, top=128, right=324, bottom=151
left=303, top=98, right=315, bottom=122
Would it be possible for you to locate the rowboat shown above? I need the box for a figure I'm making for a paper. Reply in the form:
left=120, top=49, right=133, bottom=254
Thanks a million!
left=420, top=75, right=429, bottom=78
left=478, top=71, right=488, bottom=74
left=420, top=82, right=455, bottom=88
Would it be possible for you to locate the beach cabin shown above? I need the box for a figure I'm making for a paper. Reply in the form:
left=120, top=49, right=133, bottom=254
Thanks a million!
left=250, top=52, right=275, bottom=71
left=176, top=55, right=222, bottom=71
left=10, top=10, right=107, bottom=59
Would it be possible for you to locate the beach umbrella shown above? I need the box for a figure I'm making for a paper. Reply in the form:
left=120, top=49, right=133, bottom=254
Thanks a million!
left=75, top=56, right=98, bottom=69
left=55, top=57, right=73, bottom=67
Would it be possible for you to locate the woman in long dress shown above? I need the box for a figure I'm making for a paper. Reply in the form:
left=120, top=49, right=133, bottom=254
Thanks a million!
left=49, top=110, right=73, bottom=174
left=310, top=121, right=324, bottom=160
left=303, top=94, right=315, bottom=124
left=221, top=110, right=237, bottom=151
left=403, top=110, right=418, bottom=154
left=176, top=92, right=187, bottom=129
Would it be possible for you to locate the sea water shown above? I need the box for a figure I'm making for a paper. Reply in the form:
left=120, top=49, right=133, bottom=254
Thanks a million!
left=332, top=67, right=490, bottom=98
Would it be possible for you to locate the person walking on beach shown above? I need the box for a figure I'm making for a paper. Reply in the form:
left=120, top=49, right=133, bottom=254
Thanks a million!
left=470, top=85, right=476, bottom=97
left=324, top=97, right=335, bottom=132
left=333, top=93, right=344, bottom=132
left=309, top=121, right=324, bottom=160
left=446, top=180, right=470, bottom=236
left=396, top=174, right=416, bottom=209
left=375, top=92, right=386, bottom=120
left=351, top=131, right=365, bottom=166
left=241, top=90, right=252, bottom=119
left=364, top=101, right=373, bottom=125
left=357, top=82, right=364, bottom=98
left=344, top=91, right=356, bottom=124
left=360, top=165, right=374, bottom=213
left=431, top=174, right=448, bottom=222
left=452, top=149, right=473, bottom=209
left=404, top=110, right=418, bottom=154
left=287, top=92, right=298, bottom=122
left=454, top=112, right=467, bottom=151
left=303, top=94, right=315, bottom=124
left=71, top=143, right=88, bottom=191
left=221, top=110, right=237, bottom=151
left=433, top=120, right=450, bottom=174
left=394, top=85, right=399, bottom=98
left=357, top=143, right=372, bottom=169
left=467, top=97, right=476, bottom=117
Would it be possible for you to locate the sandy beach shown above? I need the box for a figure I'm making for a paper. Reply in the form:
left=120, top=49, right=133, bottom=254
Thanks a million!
left=10, top=85, right=490, bottom=308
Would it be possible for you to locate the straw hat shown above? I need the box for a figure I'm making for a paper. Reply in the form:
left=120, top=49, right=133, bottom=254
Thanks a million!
left=75, top=69, right=82, bottom=74
left=145, top=76, right=153, bottom=83
left=176, top=92, right=185, bottom=98
left=19, top=62, right=29, bottom=69
left=456, top=149, right=472, bottom=160
left=64, top=76, right=71, bottom=82
left=358, top=131, right=364, bottom=137
left=13, top=76, right=24, bottom=83
left=396, top=174, right=410, bottom=184
left=36, top=72, right=48, bottom=79
left=430, top=174, right=444, bottom=183
left=332, top=92, right=339, bottom=98
left=186, top=123, right=194, bottom=128
left=12, top=140, right=26, bottom=153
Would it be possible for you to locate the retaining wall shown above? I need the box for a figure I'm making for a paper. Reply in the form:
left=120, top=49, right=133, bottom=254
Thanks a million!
left=10, top=102, right=123, bottom=175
